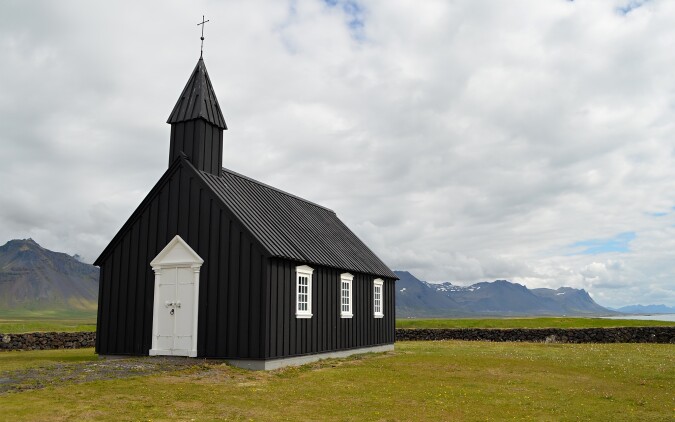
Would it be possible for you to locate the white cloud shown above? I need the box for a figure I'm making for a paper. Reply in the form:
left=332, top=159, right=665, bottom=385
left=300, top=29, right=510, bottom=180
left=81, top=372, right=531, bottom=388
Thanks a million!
left=0, top=0, right=674, bottom=307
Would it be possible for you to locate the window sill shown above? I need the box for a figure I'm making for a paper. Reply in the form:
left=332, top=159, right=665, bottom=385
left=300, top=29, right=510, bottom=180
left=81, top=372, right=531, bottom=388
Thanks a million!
left=296, top=313, right=313, bottom=319
left=340, top=313, right=353, bottom=319
left=374, top=313, right=384, bottom=319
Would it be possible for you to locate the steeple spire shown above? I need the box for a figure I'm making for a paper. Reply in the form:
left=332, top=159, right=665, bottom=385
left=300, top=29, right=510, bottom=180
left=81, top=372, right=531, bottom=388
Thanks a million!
left=167, top=58, right=226, bottom=129
left=167, top=57, right=227, bottom=176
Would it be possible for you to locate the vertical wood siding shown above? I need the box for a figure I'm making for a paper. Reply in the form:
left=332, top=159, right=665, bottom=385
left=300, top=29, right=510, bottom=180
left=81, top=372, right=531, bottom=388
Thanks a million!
left=265, top=258, right=396, bottom=359
left=96, top=162, right=267, bottom=358
left=168, top=119, right=222, bottom=176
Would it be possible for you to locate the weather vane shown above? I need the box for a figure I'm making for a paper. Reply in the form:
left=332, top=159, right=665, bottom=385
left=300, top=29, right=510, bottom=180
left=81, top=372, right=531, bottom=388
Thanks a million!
left=198, top=15, right=209, bottom=58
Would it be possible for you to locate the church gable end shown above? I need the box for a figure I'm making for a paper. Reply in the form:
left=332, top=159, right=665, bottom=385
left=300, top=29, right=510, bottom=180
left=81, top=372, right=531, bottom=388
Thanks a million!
left=95, top=158, right=269, bottom=358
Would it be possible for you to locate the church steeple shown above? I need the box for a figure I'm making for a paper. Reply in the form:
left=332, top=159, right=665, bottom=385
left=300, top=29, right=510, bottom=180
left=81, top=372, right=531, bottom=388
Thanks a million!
left=167, top=57, right=227, bottom=175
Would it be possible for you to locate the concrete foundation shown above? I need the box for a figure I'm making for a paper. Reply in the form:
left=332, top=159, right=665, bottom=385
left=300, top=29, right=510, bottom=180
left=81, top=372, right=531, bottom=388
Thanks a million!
left=225, top=344, right=395, bottom=370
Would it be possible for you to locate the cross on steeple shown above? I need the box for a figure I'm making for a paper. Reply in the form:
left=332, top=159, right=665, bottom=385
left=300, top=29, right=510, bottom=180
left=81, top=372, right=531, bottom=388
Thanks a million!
left=198, top=15, right=209, bottom=58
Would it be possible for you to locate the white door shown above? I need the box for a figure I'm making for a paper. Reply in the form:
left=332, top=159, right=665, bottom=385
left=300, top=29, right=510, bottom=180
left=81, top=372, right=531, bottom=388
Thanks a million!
left=155, top=267, right=196, bottom=355
left=149, top=235, right=203, bottom=358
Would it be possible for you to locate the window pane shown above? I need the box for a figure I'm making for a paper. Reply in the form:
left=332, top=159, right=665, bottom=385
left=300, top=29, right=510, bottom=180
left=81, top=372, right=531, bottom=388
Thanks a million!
left=340, top=278, right=352, bottom=315
left=374, top=283, right=382, bottom=314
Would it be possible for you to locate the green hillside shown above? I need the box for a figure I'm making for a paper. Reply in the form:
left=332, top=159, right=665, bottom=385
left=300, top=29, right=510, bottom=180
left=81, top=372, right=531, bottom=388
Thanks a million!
left=0, top=239, right=98, bottom=317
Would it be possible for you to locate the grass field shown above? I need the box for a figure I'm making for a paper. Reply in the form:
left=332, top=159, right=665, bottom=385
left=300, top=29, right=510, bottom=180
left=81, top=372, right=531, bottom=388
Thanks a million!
left=0, top=319, right=97, bottom=334
left=396, top=317, right=675, bottom=329
left=0, top=316, right=97, bottom=334
left=0, top=341, right=672, bottom=420
left=0, top=309, right=97, bottom=320
left=0, top=348, right=99, bottom=372
left=0, top=310, right=97, bottom=334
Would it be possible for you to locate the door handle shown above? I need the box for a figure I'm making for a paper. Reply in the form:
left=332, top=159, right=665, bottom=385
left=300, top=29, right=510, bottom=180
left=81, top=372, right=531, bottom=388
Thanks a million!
left=175, top=301, right=181, bottom=308
left=165, top=301, right=174, bottom=308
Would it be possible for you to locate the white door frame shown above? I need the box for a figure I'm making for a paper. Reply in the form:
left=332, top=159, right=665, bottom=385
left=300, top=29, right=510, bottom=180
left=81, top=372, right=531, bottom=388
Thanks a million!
left=148, top=235, right=203, bottom=357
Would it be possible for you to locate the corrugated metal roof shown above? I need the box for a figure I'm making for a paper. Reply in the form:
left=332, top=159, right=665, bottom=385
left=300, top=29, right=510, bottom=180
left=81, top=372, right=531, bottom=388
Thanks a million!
left=167, top=58, right=227, bottom=129
left=198, top=168, right=397, bottom=279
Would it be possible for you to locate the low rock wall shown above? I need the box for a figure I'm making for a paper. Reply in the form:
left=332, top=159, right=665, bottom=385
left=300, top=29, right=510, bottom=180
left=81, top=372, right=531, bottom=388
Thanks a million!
left=0, top=332, right=96, bottom=351
left=1, top=327, right=673, bottom=351
left=396, top=327, right=675, bottom=343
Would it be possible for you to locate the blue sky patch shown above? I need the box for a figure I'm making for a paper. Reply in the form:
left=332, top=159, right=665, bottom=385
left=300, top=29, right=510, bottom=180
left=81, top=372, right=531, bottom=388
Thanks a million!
left=324, top=0, right=366, bottom=40
left=617, top=0, right=650, bottom=15
left=569, top=232, right=636, bottom=255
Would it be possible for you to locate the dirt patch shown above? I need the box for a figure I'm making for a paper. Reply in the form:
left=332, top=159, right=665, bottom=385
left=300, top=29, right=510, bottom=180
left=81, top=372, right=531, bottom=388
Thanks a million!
left=0, top=351, right=391, bottom=395
left=0, top=356, right=223, bottom=394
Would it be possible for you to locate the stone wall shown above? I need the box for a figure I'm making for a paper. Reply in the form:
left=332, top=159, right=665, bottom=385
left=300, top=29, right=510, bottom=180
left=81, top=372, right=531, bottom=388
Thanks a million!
left=396, top=327, right=675, bottom=343
left=1, top=327, right=673, bottom=351
left=0, top=332, right=96, bottom=351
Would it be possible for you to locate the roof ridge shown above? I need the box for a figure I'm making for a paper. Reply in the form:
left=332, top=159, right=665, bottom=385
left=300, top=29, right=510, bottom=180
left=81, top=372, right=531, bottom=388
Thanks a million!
left=217, top=167, right=335, bottom=213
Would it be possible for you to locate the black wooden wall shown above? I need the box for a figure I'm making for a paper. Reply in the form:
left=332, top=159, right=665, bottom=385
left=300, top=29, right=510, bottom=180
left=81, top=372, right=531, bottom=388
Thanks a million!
left=95, top=160, right=267, bottom=358
left=168, top=119, right=223, bottom=176
left=265, top=258, right=396, bottom=359
left=96, top=158, right=397, bottom=361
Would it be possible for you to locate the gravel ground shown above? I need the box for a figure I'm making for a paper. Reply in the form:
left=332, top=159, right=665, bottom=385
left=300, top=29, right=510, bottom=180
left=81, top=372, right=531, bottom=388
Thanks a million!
left=0, top=357, right=223, bottom=394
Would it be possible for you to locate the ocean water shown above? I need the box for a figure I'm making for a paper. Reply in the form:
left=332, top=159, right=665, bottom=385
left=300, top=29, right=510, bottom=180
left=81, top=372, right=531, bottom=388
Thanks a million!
left=601, top=314, right=675, bottom=322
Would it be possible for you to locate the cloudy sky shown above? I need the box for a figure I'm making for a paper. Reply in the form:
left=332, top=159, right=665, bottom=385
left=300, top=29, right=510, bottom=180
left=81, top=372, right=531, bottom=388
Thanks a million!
left=1, top=0, right=674, bottom=307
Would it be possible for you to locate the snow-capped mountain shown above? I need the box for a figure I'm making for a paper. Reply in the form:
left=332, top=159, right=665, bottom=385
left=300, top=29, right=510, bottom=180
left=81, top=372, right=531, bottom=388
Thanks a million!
left=395, top=271, right=616, bottom=318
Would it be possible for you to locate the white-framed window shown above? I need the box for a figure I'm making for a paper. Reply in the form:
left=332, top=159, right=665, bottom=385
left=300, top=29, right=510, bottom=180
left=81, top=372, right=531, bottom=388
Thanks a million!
left=373, top=278, right=384, bottom=318
left=340, top=273, right=354, bottom=318
left=295, top=265, right=314, bottom=318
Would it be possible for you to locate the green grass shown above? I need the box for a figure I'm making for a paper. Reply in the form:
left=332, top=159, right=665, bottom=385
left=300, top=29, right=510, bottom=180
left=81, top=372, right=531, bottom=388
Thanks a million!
left=396, top=317, right=675, bottom=329
left=0, top=309, right=96, bottom=334
left=0, top=309, right=97, bottom=320
left=0, top=348, right=98, bottom=372
left=0, top=341, right=673, bottom=420
left=0, top=319, right=96, bottom=334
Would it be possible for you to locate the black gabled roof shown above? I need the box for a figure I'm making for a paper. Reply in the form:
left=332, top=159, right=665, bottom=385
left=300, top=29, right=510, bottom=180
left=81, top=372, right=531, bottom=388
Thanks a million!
left=198, top=167, right=397, bottom=279
left=167, top=58, right=227, bottom=129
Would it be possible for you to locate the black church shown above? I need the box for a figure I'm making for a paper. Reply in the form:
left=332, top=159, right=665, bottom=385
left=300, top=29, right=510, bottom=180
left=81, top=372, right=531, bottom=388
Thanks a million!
left=94, top=55, right=397, bottom=369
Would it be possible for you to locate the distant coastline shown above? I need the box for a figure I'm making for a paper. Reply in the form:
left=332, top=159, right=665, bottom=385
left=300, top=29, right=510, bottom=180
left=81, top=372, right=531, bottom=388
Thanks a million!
left=601, top=314, right=675, bottom=322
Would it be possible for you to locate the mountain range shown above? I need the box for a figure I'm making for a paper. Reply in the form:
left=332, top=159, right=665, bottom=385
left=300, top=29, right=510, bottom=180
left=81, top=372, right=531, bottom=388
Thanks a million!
left=0, top=239, right=668, bottom=318
left=614, top=304, right=675, bottom=314
left=395, top=270, right=618, bottom=317
left=0, top=239, right=98, bottom=316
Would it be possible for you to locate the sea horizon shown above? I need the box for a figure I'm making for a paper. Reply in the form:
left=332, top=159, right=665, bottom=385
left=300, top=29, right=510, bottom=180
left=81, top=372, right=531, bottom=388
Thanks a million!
left=601, top=314, right=675, bottom=322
